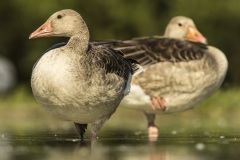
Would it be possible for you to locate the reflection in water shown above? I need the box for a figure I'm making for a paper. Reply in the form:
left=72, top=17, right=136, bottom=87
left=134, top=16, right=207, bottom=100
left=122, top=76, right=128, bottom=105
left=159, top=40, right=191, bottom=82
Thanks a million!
left=1, top=132, right=240, bottom=160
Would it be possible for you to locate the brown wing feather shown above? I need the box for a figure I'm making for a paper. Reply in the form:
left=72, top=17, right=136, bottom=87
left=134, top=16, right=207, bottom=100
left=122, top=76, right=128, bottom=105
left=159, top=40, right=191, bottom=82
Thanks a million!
left=86, top=44, right=140, bottom=81
left=98, top=37, right=208, bottom=66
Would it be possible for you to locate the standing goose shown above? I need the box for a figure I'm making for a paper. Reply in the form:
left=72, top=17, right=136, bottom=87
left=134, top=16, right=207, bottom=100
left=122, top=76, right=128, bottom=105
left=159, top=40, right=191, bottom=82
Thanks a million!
left=29, top=9, right=142, bottom=140
left=106, top=16, right=228, bottom=138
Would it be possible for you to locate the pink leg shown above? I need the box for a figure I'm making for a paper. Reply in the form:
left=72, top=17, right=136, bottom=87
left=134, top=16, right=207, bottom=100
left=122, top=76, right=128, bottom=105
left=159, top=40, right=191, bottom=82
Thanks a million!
left=90, top=117, right=109, bottom=140
left=151, top=96, right=166, bottom=111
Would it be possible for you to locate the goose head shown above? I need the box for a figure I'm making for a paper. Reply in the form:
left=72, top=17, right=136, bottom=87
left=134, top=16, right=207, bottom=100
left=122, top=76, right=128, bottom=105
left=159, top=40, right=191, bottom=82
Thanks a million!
left=29, top=9, right=89, bottom=39
left=164, top=16, right=207, bottom=44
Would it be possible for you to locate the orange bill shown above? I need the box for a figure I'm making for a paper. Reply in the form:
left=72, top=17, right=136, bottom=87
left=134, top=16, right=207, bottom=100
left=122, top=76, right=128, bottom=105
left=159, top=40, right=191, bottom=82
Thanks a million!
left=29, top=20, right=53, bottom=39
left=187, top=27, right=207, bottom=44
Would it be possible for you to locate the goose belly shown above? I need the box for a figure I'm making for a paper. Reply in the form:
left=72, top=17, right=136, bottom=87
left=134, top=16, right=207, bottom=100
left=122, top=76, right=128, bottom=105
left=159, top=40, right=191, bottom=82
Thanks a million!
left=31, top=52, right=124, bottom=123
left=120, top=84, right=152, bottom=111
left=121, top=74, right=220, bottom=114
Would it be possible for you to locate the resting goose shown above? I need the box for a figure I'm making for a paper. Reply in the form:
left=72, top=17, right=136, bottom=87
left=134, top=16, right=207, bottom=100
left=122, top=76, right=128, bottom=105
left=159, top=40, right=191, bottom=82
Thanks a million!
left=29, top=9, right=142, bottom=140
left=106, top=16, right=228, bottom=138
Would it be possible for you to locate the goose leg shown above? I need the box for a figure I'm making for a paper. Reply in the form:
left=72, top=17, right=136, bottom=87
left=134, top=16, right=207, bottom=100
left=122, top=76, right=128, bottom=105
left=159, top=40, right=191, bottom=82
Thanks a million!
left=74, top=123, right=88, bottom=141
left=144, top=112, right=159, bottom=139
left=151, top=96, right=166, bottom=111
left=90, top=117, right=109, bottom=139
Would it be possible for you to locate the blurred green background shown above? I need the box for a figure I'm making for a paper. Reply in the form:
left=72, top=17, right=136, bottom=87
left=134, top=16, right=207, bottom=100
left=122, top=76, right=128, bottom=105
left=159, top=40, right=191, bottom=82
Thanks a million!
left=1, top=0, right=240, bottom=135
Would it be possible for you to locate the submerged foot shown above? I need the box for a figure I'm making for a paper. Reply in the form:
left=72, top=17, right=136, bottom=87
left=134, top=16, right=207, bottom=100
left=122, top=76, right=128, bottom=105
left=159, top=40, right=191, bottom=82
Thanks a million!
left=148, top=125, right=159, bottom=140
left=151, top=96, right=166, bottom=111
left=90, top=131, right=97, bottom=140
left=144, top=113, right=159, bottom=141
left=74, top=123, right=88, bottom=141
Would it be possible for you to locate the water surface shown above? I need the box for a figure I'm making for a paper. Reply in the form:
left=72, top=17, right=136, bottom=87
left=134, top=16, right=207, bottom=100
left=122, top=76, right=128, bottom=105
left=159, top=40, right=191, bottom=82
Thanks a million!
left=1, top=131, right=240, bottom=160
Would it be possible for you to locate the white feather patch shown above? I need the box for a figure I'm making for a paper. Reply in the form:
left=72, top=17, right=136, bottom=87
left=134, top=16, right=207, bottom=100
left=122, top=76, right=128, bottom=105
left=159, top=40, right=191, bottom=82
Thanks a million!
left=133, top=64, right=144, bottom=76
left=123, top=73, right=132, bottom=96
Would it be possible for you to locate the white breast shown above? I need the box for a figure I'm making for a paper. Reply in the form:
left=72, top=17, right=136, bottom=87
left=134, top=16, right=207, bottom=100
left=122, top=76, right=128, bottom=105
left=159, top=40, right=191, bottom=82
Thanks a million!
left=31, top=49, right=125, bottom=123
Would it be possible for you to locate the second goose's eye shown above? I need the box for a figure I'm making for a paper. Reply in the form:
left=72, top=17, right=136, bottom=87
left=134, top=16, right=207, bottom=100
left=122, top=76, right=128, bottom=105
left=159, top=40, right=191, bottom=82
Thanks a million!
left=178, top=23, right=183, bottom=27
left=57, top=15, right=63, bottom=19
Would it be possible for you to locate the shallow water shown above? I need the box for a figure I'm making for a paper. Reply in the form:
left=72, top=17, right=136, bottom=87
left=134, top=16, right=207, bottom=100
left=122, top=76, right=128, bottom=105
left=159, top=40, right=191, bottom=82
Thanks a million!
left=1, top=131, right=240, bottom=160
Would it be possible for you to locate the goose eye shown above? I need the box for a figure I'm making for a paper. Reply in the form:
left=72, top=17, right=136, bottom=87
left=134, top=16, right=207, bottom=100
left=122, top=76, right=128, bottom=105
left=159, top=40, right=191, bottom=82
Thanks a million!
left=178, top=23, right=183, bottom=27
left=57, top=15, right=63, bottom=19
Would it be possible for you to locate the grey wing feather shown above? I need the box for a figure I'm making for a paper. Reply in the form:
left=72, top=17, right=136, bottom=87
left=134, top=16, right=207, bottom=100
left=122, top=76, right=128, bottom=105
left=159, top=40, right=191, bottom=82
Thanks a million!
left=87, top=44, right=142, bottom=81
left=96, top=37, right=208, bottom=66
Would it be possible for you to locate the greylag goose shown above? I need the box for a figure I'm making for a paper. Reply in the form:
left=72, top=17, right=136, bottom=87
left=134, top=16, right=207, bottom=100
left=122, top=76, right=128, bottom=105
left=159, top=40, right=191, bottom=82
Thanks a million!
left=29, top=9, right=142, bottom=140
left=106, top=16, right=228, bottom=138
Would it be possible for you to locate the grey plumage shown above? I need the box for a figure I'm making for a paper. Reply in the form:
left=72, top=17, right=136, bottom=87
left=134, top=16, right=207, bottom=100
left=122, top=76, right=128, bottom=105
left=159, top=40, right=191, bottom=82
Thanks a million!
left=29, top=9, right=142, bottom=140
left=96, top=16, right=228, bottom=139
